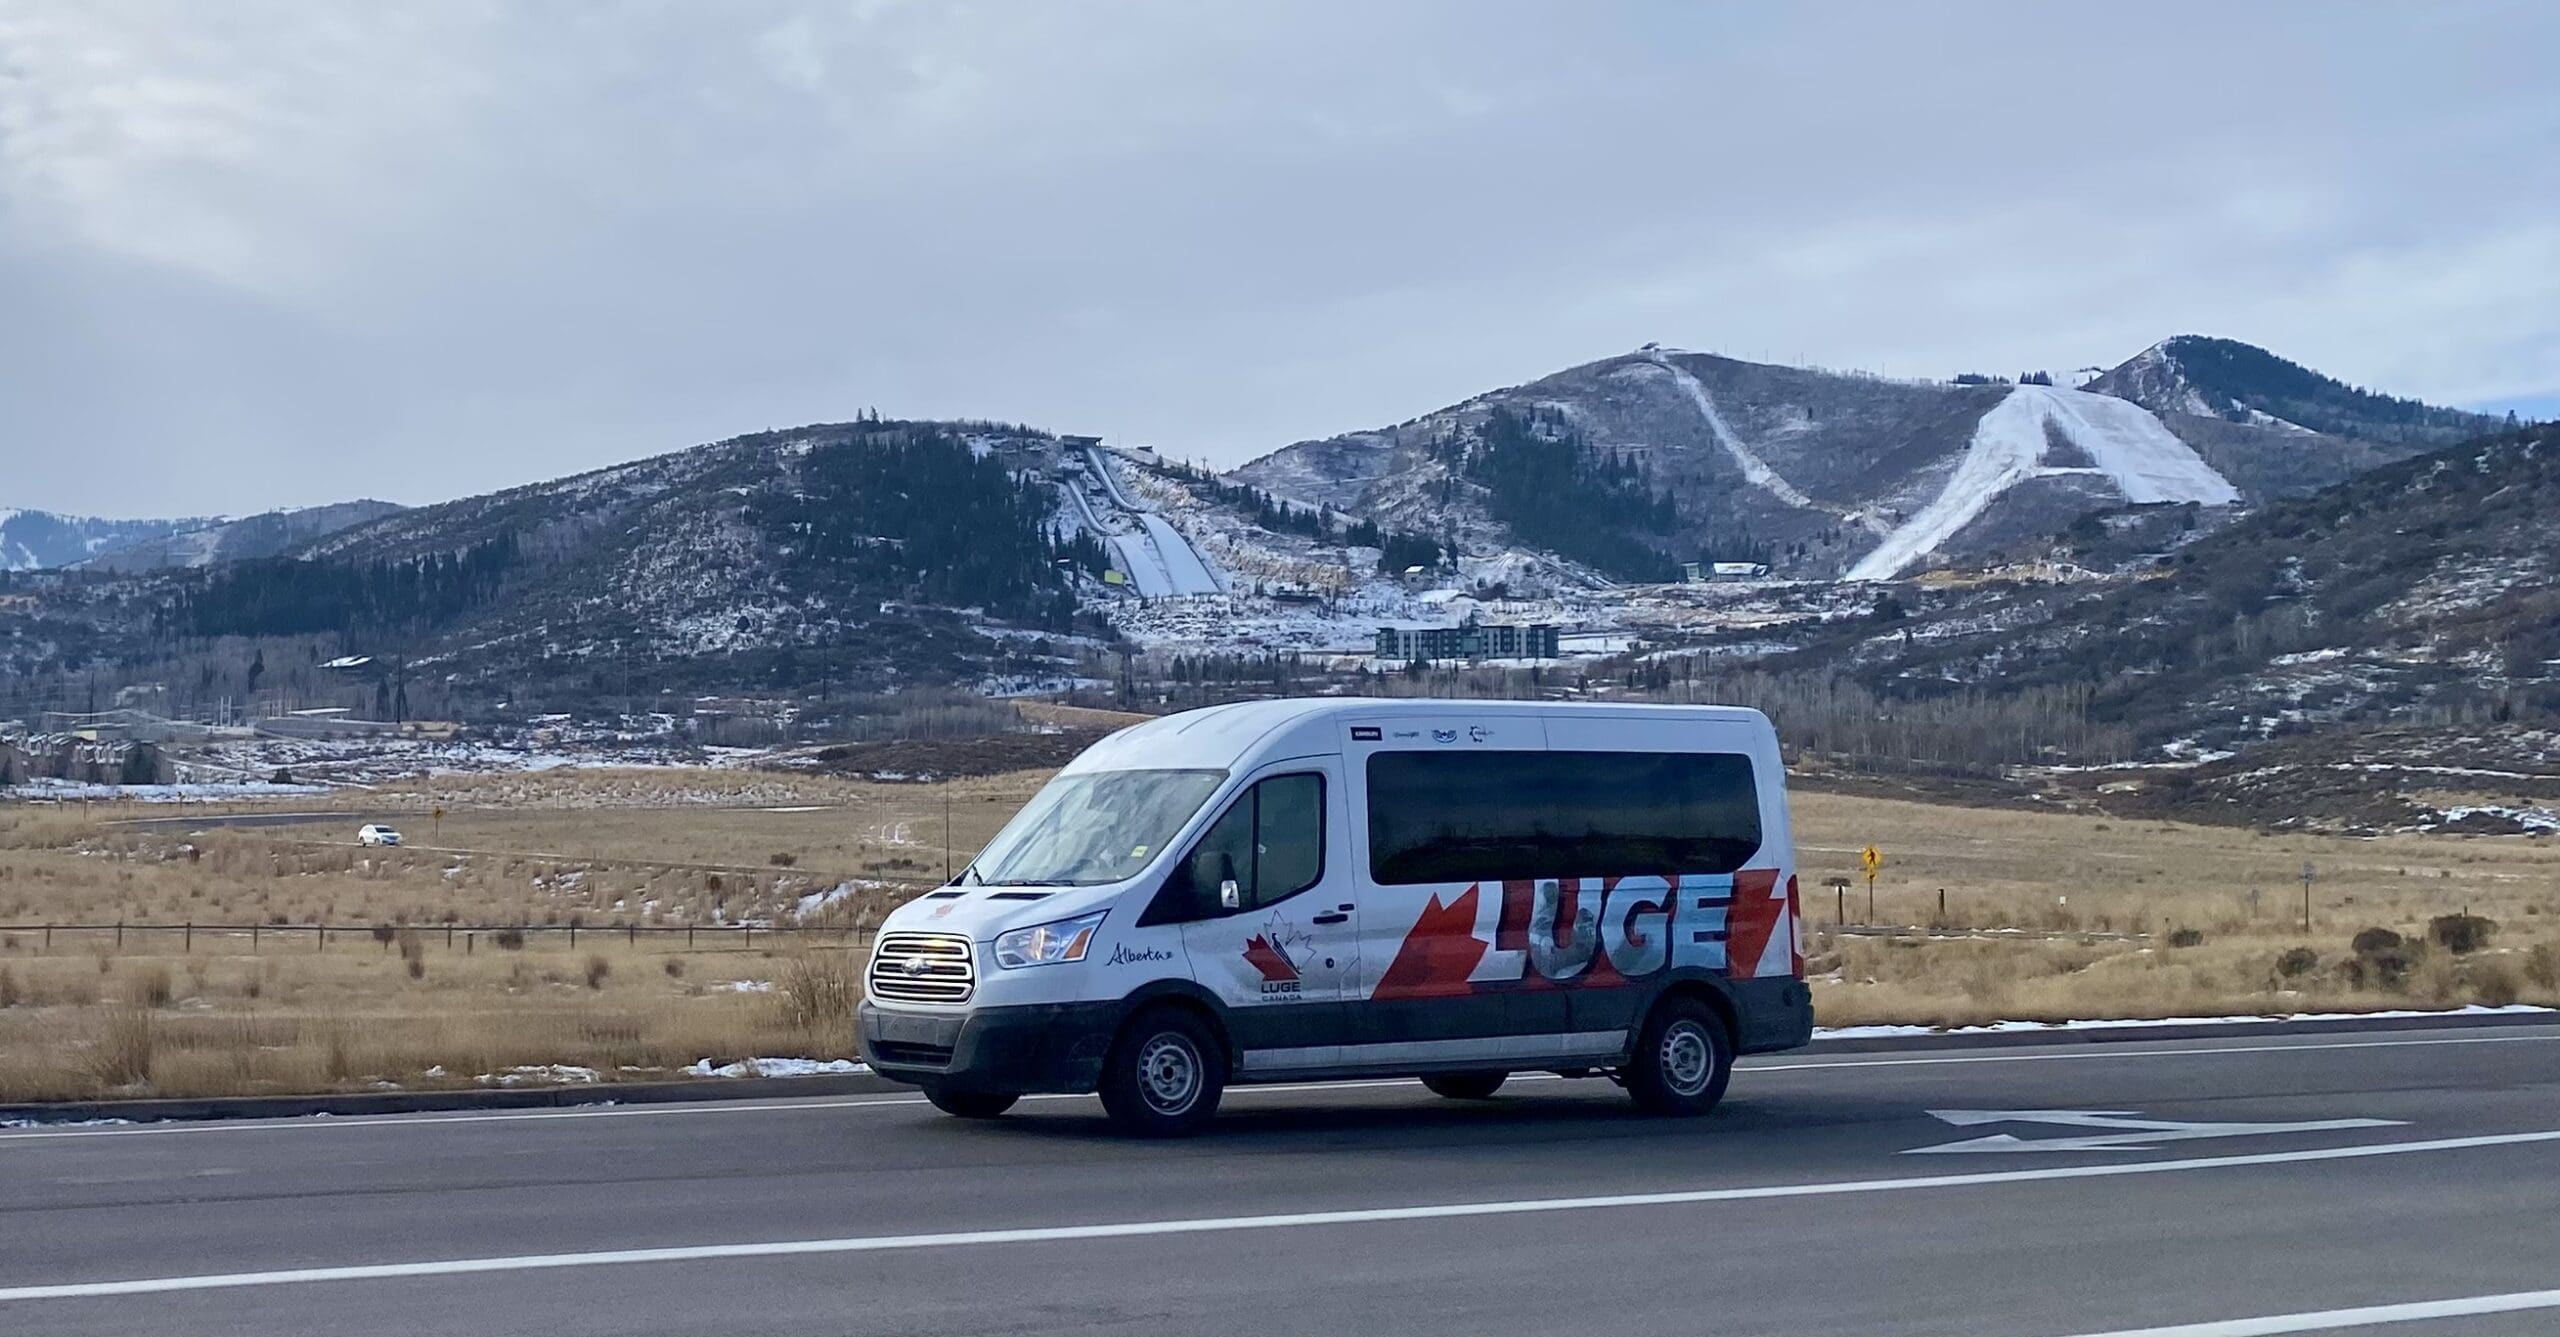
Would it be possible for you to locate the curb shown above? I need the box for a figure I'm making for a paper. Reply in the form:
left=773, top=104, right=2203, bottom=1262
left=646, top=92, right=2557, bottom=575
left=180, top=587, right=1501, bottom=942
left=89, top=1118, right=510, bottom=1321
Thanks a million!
left=5, top=1009, right=2548, bottom=1127
left=0, top=1071, right=912, bottom=1126
left=1800, top=1007, right=2556, bottom=1054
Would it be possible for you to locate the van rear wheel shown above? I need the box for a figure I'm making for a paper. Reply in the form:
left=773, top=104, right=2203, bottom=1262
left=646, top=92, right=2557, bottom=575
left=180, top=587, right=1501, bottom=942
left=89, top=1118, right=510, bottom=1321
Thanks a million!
left=1623, top=996, right=1732, bottom=1117
left=1421, top=1071, right=1507, bottom=1100
left=922, top=1085, right=1018, bottom=1119
left=1097, top=1006, right=1226, bottom=1138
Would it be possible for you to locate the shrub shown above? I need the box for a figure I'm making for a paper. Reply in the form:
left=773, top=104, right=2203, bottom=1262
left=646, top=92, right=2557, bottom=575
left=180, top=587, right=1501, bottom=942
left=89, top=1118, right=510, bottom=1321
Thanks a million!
left=127, top=963, right=174, bottom=1009
left=371, top=922, right=398, bottom=949
left=2167, top=928, right=2206, bottom=949
left=87, top=1006, right=156, bottom=1089
left=768, top=852, right=798, bottom=868
left=2350, top=927, right=2403, bottom=956
left=663, top=957, right=686, bottom=979
left=492, top=927, right=525, bottom=950
left=2275, top=947, right=2319, bottom=979
left=2524, top=942, right=2560, bottom=991
left=2427, top=913, right=2496, bottom=955
left=2470, top=959, right=2522, bottom=1007
left=774, top=952, right=861, bottom=1032
left=583, top=955, right=611, bottom=990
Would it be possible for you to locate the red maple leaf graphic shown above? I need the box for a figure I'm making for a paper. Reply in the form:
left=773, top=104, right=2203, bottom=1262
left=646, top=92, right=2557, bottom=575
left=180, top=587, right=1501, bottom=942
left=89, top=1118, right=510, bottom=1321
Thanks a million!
left=1242, top=934, right=1298, bottom=983
left=1370, top=886, right=1489, bottom=999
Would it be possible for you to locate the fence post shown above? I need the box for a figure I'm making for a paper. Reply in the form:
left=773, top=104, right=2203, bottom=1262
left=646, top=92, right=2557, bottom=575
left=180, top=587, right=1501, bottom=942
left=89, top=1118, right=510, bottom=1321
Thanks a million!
left=43, top=924, right=51, bottom=953
left=317, top=923, right=325, bottom=951
left=628, top=923, right=636, bottom=948
left=466, top=931, right=474, bottom=955
left=743, top=924, right=752, bottom=951
left=184, top=922, right=192, bottom=953
left=117, top=921, right=125, bottom=951
left=568, top=923, right=576, bottom=950
left=252, top=923, right=260, bottom=953
left=687, top=925, right=695, bottom=950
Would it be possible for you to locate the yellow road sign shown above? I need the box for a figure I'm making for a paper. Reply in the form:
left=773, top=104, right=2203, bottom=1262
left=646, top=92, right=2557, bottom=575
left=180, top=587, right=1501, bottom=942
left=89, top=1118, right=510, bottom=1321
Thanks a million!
left=1861, top=845, right=1882, bottom=876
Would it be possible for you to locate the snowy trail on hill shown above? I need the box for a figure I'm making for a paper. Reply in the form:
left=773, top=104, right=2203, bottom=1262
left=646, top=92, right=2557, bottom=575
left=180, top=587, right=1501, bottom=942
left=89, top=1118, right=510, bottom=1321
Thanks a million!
left=1847, top=385, right=2238, bottom=581
left=1642, top=352, right=1890, bottom=537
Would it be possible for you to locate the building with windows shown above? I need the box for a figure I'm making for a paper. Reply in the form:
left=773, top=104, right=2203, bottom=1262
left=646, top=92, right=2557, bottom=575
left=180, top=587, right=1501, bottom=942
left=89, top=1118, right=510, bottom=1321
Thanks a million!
left=1375, top=618, right=1560, bottom=664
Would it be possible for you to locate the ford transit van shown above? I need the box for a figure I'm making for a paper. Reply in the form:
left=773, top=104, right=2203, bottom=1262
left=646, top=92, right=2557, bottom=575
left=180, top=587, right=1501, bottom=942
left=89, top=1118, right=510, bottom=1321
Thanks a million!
left=858, top=698, right=1810, bottom=1135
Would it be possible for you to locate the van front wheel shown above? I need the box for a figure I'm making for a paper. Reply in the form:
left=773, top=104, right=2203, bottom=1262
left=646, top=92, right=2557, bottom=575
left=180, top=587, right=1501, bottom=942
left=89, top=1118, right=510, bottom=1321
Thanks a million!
left=1422, top=1071, right=1507, bottom=1100
left=1098, top=1007, right=1226, bottom=1137
left=1623, top=997, right=1732, bottom=1116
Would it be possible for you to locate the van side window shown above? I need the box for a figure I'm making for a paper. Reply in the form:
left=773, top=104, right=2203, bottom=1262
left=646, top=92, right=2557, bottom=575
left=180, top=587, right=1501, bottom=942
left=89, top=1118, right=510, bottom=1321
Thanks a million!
left=1161, top=773, right=1326, bottom=920
left=1366, top=750, right=1760, bottom=886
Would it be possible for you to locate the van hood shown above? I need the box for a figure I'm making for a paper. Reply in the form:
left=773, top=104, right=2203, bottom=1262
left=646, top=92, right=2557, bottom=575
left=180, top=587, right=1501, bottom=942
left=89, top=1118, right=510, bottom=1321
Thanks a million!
left=876, top=881, right=1134, bottom=941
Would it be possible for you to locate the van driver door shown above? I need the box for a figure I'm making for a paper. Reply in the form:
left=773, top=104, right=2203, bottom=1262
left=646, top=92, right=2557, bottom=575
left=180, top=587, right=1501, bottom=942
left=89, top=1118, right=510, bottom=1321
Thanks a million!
left=1158, top=763, right=1356, bottom=1074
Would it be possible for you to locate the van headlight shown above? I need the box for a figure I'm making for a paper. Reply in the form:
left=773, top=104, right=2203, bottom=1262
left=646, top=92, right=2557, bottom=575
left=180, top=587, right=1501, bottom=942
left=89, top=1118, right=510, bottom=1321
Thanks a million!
left=993, top=911, right=1107, bottom=969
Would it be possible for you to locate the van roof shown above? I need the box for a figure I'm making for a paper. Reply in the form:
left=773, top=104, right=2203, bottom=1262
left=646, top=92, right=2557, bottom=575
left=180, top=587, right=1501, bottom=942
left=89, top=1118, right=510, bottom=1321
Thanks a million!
left=1064, top=697, right=1773, bottom=774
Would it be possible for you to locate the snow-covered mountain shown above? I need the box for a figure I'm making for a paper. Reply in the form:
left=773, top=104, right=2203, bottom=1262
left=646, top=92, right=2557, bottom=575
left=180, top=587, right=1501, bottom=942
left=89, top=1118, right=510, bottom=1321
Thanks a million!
left=1233, top=337, right=2490, bottom=582
left=0, top=509, right=215, bottom=572
left=77, top=501, right=406, bottom=572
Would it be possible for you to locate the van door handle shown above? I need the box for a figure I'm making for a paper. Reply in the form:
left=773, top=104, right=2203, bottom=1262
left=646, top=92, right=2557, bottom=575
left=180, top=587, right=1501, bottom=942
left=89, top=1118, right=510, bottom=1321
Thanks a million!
left=1312, top=911, right=1350, bottom=925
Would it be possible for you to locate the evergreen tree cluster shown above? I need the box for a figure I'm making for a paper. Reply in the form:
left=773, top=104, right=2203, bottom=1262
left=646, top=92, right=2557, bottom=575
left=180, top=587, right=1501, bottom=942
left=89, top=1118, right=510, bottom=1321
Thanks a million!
left=2164, top=336, right=2492, bottom=441
left=1376, top=532, right=1447, bottom=574
left=753, top=423, right=1079, bottom=622
left=167, top=536, right=520, bottom=638
left=1440, top=407, right=1681, bottom=582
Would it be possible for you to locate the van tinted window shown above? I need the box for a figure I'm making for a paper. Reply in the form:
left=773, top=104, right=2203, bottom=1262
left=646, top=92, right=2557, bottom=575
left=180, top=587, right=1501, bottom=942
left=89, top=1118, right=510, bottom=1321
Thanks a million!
left=1158, top=772, right=1328, bottom=921
left=1366, top=750, right=1760, bottom=886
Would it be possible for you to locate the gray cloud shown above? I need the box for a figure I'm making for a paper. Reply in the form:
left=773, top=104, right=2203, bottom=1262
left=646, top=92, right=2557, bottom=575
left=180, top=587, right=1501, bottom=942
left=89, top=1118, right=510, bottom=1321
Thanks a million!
left=3, top=0, right=2554, bottom=515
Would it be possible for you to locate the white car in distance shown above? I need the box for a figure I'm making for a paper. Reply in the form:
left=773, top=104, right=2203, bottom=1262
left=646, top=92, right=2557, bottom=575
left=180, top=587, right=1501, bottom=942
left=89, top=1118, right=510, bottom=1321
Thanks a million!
left=357, top=824, right=403, bottom=847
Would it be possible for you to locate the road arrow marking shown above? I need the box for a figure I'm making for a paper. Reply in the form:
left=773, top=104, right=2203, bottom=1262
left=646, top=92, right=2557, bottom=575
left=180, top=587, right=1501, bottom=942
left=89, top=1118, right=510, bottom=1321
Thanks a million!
left=1905, top=1108, right=2405, bottom=1154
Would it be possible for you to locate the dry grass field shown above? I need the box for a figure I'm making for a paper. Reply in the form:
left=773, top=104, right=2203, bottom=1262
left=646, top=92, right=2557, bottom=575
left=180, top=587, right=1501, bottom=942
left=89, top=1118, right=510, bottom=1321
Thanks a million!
left=1, top=770, right=2554, bottom=1103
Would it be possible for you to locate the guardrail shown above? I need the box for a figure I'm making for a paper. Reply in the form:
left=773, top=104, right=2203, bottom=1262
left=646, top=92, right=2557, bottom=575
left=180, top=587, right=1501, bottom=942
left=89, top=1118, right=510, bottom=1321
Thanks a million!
left=0, top=922, right=871, bottom=954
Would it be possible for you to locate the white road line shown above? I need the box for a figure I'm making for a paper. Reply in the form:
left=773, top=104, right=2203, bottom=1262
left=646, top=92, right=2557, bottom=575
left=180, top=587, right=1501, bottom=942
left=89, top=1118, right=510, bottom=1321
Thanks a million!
left=2054, top=1288, right=2560, bottom=1336
left=1, top=1030, right=2548, bottom=1143
left=6, top=1128, right=2557, bottom=1302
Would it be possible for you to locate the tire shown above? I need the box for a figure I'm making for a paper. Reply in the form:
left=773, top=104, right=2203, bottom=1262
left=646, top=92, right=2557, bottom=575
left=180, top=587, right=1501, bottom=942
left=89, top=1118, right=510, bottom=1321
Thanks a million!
left=1097, top=1006, right=1226, bottom=1137
left=922, top=1085, right=1018, bottom=1119
left=1421, top=1071, right=1507, bottom=1100
left=1623, top=996, right=1732, bottom=1117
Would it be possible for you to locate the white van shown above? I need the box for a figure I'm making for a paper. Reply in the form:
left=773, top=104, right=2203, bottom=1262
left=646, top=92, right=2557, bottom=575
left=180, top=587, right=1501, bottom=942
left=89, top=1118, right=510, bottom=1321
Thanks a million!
left=858, top=699, right=1809, bottom=1135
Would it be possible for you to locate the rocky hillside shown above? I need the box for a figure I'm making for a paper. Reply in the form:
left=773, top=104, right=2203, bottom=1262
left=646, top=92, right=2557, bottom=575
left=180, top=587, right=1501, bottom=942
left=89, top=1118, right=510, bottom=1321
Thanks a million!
left=1775, top=421, right=2560, bottom=828
left=1236, top=338, right=2499, bottom=584
left=0, top=509, right=213, bottom=572
left=157, top=419, right=1113, bottom=703
left=78, top=501, right=405, bottom=572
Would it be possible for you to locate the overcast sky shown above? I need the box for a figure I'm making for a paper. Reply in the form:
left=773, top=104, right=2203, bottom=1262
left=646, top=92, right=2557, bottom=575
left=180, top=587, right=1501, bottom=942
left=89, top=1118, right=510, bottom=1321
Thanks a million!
left=4, top=1, right=2555, bottom=518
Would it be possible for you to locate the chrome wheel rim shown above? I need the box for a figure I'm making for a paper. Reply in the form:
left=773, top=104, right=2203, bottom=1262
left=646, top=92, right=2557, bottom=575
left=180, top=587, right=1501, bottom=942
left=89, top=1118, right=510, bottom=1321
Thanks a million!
left=1659, top=1021, right=1713, bottom=1096
left=1137, top=1033, right=1201, bottom=1114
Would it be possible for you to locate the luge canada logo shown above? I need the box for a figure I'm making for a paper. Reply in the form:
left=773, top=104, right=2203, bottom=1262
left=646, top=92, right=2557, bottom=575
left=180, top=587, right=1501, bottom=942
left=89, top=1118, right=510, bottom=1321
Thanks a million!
left=1241, top=914, right=1309, bottom=995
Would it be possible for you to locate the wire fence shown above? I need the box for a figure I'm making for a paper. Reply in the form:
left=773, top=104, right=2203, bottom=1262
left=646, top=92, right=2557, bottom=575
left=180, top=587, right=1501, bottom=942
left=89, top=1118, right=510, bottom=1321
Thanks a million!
left=0, top=922, right=874, bottom=956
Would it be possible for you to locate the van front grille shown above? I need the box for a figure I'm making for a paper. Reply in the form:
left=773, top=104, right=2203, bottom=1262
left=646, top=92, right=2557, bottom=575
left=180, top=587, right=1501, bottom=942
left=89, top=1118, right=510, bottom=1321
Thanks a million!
left=868, top=932, right=975, bottom=1003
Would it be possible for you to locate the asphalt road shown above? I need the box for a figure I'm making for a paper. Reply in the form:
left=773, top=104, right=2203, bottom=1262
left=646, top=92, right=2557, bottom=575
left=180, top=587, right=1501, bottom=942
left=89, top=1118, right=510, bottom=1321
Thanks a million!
left=5, top=1022, right=2558, bottom=1337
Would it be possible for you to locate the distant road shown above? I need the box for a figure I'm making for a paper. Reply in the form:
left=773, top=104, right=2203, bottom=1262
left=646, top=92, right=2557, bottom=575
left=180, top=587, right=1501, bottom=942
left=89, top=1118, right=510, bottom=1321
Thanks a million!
left=6, top=1022, right=2557, bottom=1335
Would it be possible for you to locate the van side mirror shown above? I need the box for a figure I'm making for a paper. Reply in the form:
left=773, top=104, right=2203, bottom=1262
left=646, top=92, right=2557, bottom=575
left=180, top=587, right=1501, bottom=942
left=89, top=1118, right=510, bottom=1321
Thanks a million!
left=1219, top=879, right=1241, bottom=910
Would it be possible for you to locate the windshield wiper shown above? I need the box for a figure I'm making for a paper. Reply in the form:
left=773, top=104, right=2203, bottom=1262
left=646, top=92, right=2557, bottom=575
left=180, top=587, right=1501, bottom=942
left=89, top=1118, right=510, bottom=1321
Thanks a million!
left=985, top=878, right=1083, bottom=887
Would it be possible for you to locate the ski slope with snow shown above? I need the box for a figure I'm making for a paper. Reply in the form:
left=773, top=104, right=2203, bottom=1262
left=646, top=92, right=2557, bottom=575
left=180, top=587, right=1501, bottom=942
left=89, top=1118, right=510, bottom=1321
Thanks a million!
left=1079, top=446, right=1224, bottom=596
left=1640, top=352, right=1825, bottom=514
left=1847, top=385, right=2238, bottom=581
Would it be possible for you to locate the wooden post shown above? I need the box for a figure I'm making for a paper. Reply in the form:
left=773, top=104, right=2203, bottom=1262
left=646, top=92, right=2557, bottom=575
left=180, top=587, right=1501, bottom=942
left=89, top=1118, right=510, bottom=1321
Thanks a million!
left=184, top=922, right=192, bottom=953
left=317, top=923, right=325, bottom=951
left=628, top=923, right=636, bottom=948
left=743, top=924, right=753, bottom=951
left=252, top=923, right=260, bottom=953
left=465, top=931, right=474, bottom=955
left=116, top=921, right=125, bottom=951
left=687, top=924, right=696, bottom=950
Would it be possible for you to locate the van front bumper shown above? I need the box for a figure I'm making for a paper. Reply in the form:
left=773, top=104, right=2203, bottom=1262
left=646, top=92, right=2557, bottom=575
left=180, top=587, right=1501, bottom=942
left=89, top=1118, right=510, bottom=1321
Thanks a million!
left=858, top=1000, right=1121, bottom=1095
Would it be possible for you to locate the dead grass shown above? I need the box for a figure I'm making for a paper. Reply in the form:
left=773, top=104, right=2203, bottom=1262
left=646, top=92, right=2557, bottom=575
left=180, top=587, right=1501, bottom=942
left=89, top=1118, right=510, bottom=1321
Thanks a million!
left=2, top=772, right=2556, bottom=1101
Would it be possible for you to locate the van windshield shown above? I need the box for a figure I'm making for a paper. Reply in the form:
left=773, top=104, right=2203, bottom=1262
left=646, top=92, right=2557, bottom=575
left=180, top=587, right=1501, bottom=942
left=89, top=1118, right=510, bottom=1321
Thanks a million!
left=966, top=768, right=1228, bottom=887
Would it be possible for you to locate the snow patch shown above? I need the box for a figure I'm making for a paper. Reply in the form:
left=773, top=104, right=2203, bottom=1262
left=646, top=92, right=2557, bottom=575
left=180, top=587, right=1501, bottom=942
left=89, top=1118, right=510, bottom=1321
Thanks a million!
left=681, top=1057, right=869, bottom=1079
left=1848, top=385, right=2237, bottom=581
